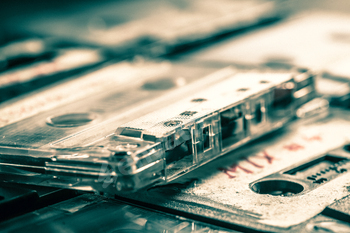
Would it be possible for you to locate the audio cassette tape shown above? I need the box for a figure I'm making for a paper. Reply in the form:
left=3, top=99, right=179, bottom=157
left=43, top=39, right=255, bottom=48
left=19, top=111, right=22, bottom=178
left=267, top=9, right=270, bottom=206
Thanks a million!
left=7, top=0, right=285, bottom=57
left=0, top=62, right=317, bottom=194
left=120, top=107, right=350, bottom=232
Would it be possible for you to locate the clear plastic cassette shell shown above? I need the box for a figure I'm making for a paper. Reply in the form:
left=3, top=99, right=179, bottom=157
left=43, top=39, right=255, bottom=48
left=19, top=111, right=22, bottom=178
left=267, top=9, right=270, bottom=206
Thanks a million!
left=0, top=60, right=228, bottom=143
left=0, top=64, right=316, bottom=193
left=118, top=108, right=350, bottom=231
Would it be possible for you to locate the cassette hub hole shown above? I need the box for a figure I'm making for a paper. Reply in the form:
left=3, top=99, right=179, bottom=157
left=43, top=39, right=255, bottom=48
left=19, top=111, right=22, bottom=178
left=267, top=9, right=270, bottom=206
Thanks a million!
left=191, top=98, right=207, bottom=102
left=251, top=180, right=304, bottom=196
left=47, top=113, right=95, bottom=127
left=237, top=88, right=249, bottom=92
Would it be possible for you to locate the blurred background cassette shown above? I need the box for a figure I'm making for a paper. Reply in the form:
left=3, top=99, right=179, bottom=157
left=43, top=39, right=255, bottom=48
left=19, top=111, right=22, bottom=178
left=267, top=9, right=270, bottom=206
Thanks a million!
left=0, top=39, right=105, bottom=103
left=0, top=0, right=285, bottom=103
left=0, top=0, right=285, bottom=57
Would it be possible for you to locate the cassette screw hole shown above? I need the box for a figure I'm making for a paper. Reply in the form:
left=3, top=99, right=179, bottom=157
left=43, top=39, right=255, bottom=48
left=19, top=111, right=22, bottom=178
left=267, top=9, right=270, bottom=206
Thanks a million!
left=343, top=144, right=350, bottom=152
left=250, top=180, right=304, bottom=197
left=237, top=88, right=249, bottom=92
left=191, top=98, right=207, bottom=102
left=260, top=80, right=270, bottom=84
left=47, top=113, right=95, bottom=127
left=164, top=120, right=182, bottom=127
left=297, top=67, right=308, bottom=73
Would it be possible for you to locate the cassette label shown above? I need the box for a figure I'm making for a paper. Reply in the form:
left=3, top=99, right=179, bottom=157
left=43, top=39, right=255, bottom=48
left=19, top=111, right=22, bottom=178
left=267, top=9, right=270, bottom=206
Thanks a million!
left=125, top=111, right=350, bottom=230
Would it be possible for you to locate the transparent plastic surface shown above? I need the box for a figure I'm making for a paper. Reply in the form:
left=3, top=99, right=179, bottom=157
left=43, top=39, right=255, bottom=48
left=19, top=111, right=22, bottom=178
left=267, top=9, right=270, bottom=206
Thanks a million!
left=0, top=67, right=316, bottom=193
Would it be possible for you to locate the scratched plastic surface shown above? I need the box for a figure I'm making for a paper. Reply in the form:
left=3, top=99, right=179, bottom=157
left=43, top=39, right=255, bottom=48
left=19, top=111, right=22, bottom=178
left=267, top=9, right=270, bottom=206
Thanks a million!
left=121, top=108, right=350, bottom=231
left=0, top=61, right=221, bottom=147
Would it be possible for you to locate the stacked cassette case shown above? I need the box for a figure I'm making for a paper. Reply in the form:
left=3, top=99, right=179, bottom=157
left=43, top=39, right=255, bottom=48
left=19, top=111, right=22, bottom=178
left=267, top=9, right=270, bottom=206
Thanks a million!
left=120, top=108, right=350, bottom=232
left=0, top=36, right=107, bottom=103
left=0, top=62, right=316, bottom=194
left=6, top=0, right=286, bottom=57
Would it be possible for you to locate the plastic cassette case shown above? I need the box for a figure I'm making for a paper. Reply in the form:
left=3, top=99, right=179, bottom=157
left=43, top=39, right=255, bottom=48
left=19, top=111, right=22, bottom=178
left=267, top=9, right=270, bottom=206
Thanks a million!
left=6, top=0, right=285, bottom=57
left=0, top=37, right=105, bottom=103
left=0, top=64, right=316, bottom=194
left=121, top=108, right=350, bottom=232
left=181, top=11, right=350, bottom=109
